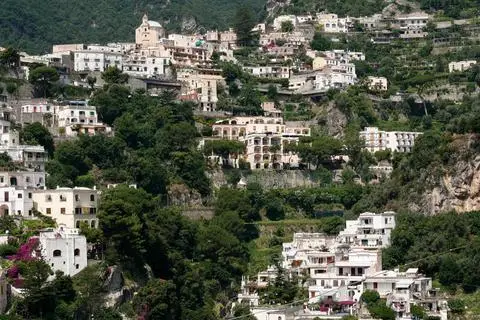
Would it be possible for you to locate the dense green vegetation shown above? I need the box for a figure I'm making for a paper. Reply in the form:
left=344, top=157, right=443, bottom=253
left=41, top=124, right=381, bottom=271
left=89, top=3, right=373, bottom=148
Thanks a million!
left=0, top=0, right=265, bottom=54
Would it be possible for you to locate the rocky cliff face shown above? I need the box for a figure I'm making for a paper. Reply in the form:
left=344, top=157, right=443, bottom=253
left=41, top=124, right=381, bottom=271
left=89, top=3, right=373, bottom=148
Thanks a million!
left=410, top=135, right=480, bottom=215
left=418, top=155, right=480, bottom=215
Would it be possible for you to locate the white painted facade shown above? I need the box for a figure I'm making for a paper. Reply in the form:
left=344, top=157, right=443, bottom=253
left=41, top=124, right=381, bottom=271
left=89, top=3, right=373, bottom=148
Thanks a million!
left=123, top=55, right=171, bottom=78
left=32, top=187, right=100, bottom=229
left=448, top=60, right=477, bottom=73
left=73, top=51, right=123, bottom=72
left=317, top=13, right=351, bottom=33
left=337, top=211, right=396, bottom=248
left=0, top=187, right=34, bottom=217
left=212, top=114, right=310, bottom=169
left=36, top=227, right=87, bottom=277
left=243, top=66, right=291, bottom=79
left=367, top=76, right=388, bottom=91
left=360, top=127, right=423, bottom=153
left=56, top=101, right=112, bottom=137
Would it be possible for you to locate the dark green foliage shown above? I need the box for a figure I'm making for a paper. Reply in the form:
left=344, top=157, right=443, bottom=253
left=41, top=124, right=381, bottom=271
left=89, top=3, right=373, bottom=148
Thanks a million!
left=234, top=6, right=258, bottom=46
left=29, top=66, right=59, bottom=97
left=382, top=212, right=480, bottom=292
left=296, top=135, right=343, bottom=168
left=20, top=122, right=55, bottom=156
left=101, top=66, right=128, bottom=85
left=281, top=21, right=294, bottom=32
left=0, top=0, right=265, bottom=54
left=311, top=33, right=332, bottom=51
left=361, top=289, right=380, bottom=304
left=261, top=267, right=299, bottom=305
left=448, top=299, right=466, bottom=314
left=367, top=299, right=395, bottom=320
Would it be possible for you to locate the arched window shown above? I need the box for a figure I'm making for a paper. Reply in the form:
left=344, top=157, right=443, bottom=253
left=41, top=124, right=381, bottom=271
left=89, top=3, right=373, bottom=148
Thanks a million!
left=91, top=220, right=96, bottom=228
left=76, top=221, right=81, bottom=228
left=90, top=194, right=95, bottom=201
left=74, top=249, right=80, bottom=256
left=53, top=250, right=62, bottom=257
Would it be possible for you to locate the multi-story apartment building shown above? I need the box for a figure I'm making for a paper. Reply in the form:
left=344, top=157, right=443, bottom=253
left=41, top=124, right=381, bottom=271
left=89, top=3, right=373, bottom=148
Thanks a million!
left=122, top=55, right=171, bottom=78
left=56, top=101, right=111, bottom=137
left=364, top=268, right=446, bottom=319
left=73, top=51, right=123, bottom=72
left=0, top=109, right=47, bottom=171
left=360, top=127, right=423, bottom=153
left=0, top=187, right=34, bottom=217
left=212, top=109, right=311, bottom=169
left=448, top=60, right=477, bottom=73
left=177, top=67, right=223, bottom=111
left=35, top=227, right=87, bottom=277
left=337, top=211, right=396, bottom=248
left=367, top=76, right=388, bottom=91
left=317, top=13, right=352, bottom=33
left=32, top=187, right=100, bottom=229
left=323, top=50, right=365, bottom=62
left=243, top=65, right=291, bottom=79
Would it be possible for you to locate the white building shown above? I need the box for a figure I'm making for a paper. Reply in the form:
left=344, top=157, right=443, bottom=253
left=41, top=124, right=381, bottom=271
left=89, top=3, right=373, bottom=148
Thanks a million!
left=32, top=187, right=100, bottom=229
left=243, top=66, right=291, bottom=79
left=56, top=100, right=112, bottom=137
left=323, top=50, right=365, bottom=62
left=212, top=112, right=311, bottom=169
left=123, top=54, right=171, bottom=78
left=367, top=76, right=388, bottom=91
left=337, top=211, right=396, bottom=248
left=36, top=226, right=87, bottom=277
left=317, top=13, right=352, bottom=33
left=308, top=248, right=383, bottom=303
left=273, top=15, right=298, bottom=31
left=73, top=51, right=123, bottom=72
left=238, top=211, right=447, bottom=319
left=364, top=268, right=447, bottom=320
left=314, top=64, right=356, bottom=91
left=360, top=127, right=423, bottom=153
left=448, top=60, right=477, bottom=73
left=0, top=112, right=47, bottom=171
left=0, top=187, right=34, bottom=217
left=394, top=12, right=430, bottom=30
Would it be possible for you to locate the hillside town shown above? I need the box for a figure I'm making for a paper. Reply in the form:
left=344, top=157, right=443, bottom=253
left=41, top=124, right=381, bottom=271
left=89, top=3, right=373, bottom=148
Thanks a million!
left=0, top=1, right=479, bottom=319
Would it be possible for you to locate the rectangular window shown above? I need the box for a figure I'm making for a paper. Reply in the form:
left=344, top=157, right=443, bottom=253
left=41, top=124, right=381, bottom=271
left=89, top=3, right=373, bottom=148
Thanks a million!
left=28, top=193, right=32, bottom=199
left=89, top=208, right=97, bottom=215
left=4, top=192, right=8, bottom=202
left=46, top=208, right=51, bottom=215
left=17, top=193, right=22, bottom=199
left=75, top=208, right=82, bottom=215
left=61, top=208, right=66, bottom=214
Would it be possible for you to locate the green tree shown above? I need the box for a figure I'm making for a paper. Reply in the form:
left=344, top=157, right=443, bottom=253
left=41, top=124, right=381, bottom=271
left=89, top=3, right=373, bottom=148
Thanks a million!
left=20, top=122, right=55, bottom=156
left=297, top=135, right=343, bottom=168
left=101, top=66, right=128, bottom=85
left=448, top=299, right=465, bottom=314
left=311, top=32, right=332, bottom=51
left=234, top=6, right=257, bottom=46
left=361, top=289, right=380, bottom=304
left=97, top=186, right=154, bottom=263
left=281, top=20, right=294, bottom=32
left=29, top=66, right=60, bottom=98
left=86, top=76, right=97, bottom=89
